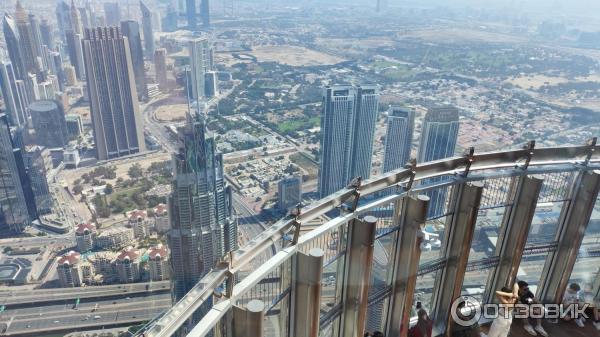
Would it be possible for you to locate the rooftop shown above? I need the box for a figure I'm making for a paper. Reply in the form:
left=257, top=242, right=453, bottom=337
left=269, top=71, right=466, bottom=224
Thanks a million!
left=116, top=246, right=139, bottom=262
left=75, top=222, right=97, bottom=235
left=57, top=251, right=80, bottom=266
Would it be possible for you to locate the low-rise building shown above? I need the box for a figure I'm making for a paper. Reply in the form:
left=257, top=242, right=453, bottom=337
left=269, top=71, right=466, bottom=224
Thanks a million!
left=115, top=246, right=141, bottom=283
left=147, top=244, right=170, bottom=281
left=127, top=209, right=149, bottom=239
left=75, top=222, right=97, bottom=252
left=57, top=251, right=82, bottom=287
left=153, top=204, right=170, bottom=234
left=95, top=227, right=135, bottom=250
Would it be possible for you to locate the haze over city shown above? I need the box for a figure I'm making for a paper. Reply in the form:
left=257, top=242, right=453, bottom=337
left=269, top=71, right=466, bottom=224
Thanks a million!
left=0, top=0, right=599, bottom=337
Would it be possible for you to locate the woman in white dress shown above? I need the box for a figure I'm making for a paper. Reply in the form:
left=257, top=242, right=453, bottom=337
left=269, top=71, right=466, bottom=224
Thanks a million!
left=488, top=283, right=519, bottom=337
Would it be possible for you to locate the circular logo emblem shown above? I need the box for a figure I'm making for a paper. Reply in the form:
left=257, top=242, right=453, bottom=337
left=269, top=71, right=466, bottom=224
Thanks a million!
left=450, top=296, right=482, bottom=327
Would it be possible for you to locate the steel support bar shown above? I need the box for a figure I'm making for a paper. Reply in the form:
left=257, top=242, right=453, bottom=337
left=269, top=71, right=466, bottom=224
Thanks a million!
left=385, top=195, right=429, bottom=337
left=538, top=170, right=600, bottom=303
left=340, top=216, right=377, bottom=337
left=291, top=248, right=324, bottom=337
left=487, top=175, right=544, bottom=301
left=430, top=182, right=484, bottom=335
left=231, top=300, right=264, bottom=337
left=592, top=268, right=600, bottom=306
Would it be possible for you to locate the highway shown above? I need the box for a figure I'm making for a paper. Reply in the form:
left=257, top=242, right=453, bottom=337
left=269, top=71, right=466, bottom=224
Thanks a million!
left=0, top=291, right=171, bottom=336
left=0, top=281, right=170, bottom=306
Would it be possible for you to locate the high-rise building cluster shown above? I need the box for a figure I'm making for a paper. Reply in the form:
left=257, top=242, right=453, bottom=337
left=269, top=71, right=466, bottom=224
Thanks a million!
left=318, top=86, right=460, bottom=216
left=0, top=0, right=163, bottom=233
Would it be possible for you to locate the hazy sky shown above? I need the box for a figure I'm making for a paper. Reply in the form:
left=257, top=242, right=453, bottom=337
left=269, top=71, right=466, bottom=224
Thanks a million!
left=329, top=0, right=600, bottom=17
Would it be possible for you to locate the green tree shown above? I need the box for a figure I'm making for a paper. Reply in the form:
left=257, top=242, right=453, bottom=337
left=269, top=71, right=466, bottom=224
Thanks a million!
left=128, top=163, right=143, bottom=179
left=104, top=183, right=114, bottom=195
left=72, top=184, right=83, bottom=195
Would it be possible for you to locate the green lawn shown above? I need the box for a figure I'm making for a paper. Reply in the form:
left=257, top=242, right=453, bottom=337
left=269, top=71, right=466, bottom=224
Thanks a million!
left=277, top=117, right=320, bottom=134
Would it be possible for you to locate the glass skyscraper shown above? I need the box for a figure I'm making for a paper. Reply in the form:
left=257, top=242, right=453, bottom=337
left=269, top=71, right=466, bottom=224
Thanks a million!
left=82, top=26, right=146, bottom=160
left=383, top=106, right=415, bottom=173
left=168, top=113, right=236, bottom=302
left=0, top=114, right=29, bottom=234
left=318, top=85, right=379, bottom=198
left=417, top=105, right=460, bottom=218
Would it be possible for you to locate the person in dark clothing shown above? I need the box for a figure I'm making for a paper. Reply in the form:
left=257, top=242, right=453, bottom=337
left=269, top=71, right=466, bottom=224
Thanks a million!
left=517, top=281, right=549, bottom=337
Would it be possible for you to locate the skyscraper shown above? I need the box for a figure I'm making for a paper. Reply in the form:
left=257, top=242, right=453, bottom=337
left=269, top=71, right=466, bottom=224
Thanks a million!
left=0, top=62, right=27, bottom=127
left=3, top=14, right=27, bottom=81
left=103, top=2, right=121, bottom=26
left=318, top=85, right=379, bottom=198
left=154, top=48, right=168, bottom=91
left=168, top=113, right=236, bottom=302
left=13, top=2, right=41, bottom=77
left=85, top=0, right=97, bottom=28
left=82, top=26, right=146, bottom=160
left=65, top=0, right=86, bottom=80
left=383, top=106, right=415, bottom=173
left=417, top=105, right=460, bottom=218
left=140, top=1, right=155, bottom=58
left=186, top=0, right=196, bottom=30
left=278, top=176, right=302, bottom=211
left=163, top=4, right=178, bottom=32
left=24, top=146, right=53, bottom=215
left=200, top=0, right=210, bottom=28
left=189, top=37, right=212, bottom=101
left=28, top=13, right=45, bottom=71
left=0, top=114, right=30, bottom=233
left=70, top=0, right=83, bottom=34
left=29, top=100, right=69, bottom=148
left=55, top=0, right=72, bottom=41
left=121, top=20, right=149, bottom=101
left=39, top=18, right=54, bottom=50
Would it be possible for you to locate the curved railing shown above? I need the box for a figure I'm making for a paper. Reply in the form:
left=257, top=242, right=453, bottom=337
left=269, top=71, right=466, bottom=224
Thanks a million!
left=135, top=140, right=600, bottom=337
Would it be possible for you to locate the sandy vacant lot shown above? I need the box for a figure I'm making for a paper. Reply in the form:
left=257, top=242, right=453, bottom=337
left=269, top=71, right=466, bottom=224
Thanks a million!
left=154, top=103, right=188, bottom=122
left=506, top=74, right=600, bottom=90
left=403, top=28, right=527, bottom=44
left=250, top=45, right=345, bottom=67
left=506, top=75, right=571, bottom=90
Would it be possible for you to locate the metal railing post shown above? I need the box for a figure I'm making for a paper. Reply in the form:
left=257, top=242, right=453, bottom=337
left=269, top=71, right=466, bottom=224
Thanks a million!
left=232, top=300, right=264, bottom=337
left=486, top=175, right=544, bottom=301
left=538, top=170, right=600, bottom=303
left=385, top=195, right=429, bottom=337
left=340, top=216, right=377, bottom=337
left=429, top=182, right=484, bottom=336
left=290, top=248, right=324, bottom=337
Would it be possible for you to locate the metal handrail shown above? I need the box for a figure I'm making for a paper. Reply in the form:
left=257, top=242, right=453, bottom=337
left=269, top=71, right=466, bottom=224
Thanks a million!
left=136, top=142, right=600, bottom=337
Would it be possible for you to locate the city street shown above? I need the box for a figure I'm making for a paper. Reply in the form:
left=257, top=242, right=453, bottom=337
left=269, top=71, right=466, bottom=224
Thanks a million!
left=0, top=292, right=171, bottom=336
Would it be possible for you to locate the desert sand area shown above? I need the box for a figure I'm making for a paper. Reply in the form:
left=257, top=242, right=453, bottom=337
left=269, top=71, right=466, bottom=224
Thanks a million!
left=63, top=151, right=171, bottom=188
left=153, top=103, right=189, bottom=122
left=505, top=74, right=600, bottom=89
left=401, top=27, right=528, bottom=44
left=249, top=45, right=346, bottom=66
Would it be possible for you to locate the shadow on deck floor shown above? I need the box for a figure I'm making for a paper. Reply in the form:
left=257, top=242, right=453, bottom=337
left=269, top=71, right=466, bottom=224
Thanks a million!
left=482, top=320, right=600, bottom=337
